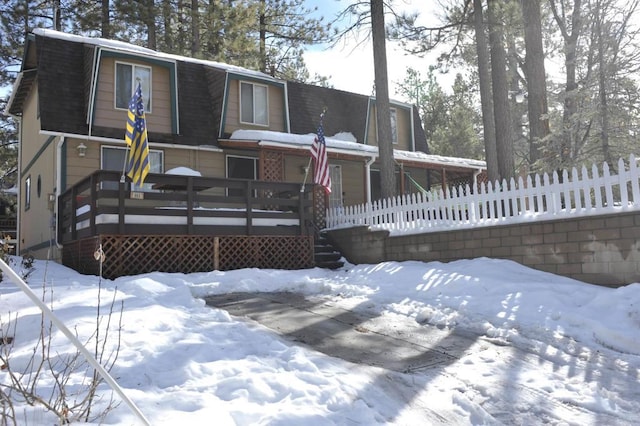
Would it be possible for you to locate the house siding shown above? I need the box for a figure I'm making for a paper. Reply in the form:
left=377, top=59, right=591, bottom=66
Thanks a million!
left=339, top=160, right=367, bottom=206
left=19, top=85, right=61, bottom=260
left=366, top=103, right=413, bottom=152
left=93, top=57, right=172, bottom=134
left=164, top=148, right=226, bottom=178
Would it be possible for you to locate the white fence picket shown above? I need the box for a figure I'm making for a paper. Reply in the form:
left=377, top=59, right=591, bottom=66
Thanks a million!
left=324, top=156, right=640, bottom=235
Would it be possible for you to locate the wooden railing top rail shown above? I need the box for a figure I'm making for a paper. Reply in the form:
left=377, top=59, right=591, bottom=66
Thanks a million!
left=58, top=170, right=315, bottom=243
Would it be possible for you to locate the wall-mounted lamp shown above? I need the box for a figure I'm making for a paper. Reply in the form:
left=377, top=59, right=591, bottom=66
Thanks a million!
left=77, top=142, right=87, bottom=157
left=300, top=165, right=310, bottom=175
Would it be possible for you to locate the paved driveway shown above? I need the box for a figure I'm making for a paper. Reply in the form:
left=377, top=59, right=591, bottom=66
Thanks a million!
left=205, top=292, right=477, bottom=373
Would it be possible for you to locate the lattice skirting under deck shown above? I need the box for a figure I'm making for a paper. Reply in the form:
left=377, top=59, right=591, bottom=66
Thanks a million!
left=62, top=234, right=314, bottom=279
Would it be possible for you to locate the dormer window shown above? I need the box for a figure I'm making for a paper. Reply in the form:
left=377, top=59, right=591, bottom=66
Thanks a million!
left=374, top=107, right=399, bottom=145
left=115, top=62, right=152, bottom=112
left=240, top=81, right=268, bottom=126
left=390, top=108, right=398, bottom=144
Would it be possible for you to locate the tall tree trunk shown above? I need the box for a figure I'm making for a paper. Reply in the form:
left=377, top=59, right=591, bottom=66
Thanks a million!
left=473, top=0, right=499, bottom=183
left=594, top=2, right=612, bottom=166
left=370, top=0, right=395, bottom=199
left=259, top=0, right=267, bottom=73
left=487, top=0, right=514, bottom=181
left=163, top=0, right=173, bottom=52
left=549, top=0, right=582, bottom=169
left=521, top=0, right=550, bottom=170
left=101, top=0, right=110, bottom=38
left=143, top=0, right=156, bottom=49
left=191, top=0, right=200, bottom=56
left=53, top=0, right=61, bottom=30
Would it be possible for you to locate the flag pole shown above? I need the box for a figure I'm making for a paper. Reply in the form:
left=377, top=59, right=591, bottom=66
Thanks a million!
left=302, top=108, right=327, bottom=193
left=122, top=79, right=142, bottom=184
left=300, top=157, right=313, bottom=193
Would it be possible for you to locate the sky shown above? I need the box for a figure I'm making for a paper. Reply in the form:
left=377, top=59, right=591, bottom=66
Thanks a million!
left=1, top=255, right=639, bottom=425
left=303, top=1, right=456, bottom=99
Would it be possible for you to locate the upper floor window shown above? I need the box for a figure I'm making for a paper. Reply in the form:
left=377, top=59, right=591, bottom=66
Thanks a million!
left=115, top=62, right=152, bottom=112
left=374, top=107, right=399, bottom=145
left=240, top=82, right=268, bottom=126
left=390, top=108, right=398, bottom=144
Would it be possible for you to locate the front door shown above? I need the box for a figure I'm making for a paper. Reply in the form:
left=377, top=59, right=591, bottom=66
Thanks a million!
left=328, top=165, right=343, bottom=210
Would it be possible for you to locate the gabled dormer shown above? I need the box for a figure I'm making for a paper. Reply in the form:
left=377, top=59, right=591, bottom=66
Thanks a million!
left=220, top=72, right=288, bottom=138
left=365, top=98, right=427, bottom=154
left=285, top=81, right=427, bottom=154
left=88, top=47, right=179, bottom=137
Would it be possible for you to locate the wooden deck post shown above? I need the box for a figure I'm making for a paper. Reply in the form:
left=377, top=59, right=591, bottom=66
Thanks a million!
left=213, top=237, right=220, bottom=270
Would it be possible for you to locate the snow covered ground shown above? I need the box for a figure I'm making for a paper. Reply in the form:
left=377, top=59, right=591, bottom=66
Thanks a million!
left=1, top=256, right=639, bottom=425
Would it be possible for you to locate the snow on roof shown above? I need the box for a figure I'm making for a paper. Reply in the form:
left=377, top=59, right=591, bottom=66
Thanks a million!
left=230, top=129, right=486, bottom=170
left=32, top=29, right=277, bottom=82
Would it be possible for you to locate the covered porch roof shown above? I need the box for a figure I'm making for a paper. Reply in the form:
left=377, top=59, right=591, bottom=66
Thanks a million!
left=222, top=129, right=486, bottom=174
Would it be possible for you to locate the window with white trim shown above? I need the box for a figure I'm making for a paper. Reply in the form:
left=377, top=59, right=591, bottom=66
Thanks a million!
left=240, top=81, right=268, bottom=126
left=390, top=108, right=398, bottom=144
left=115, top=62, right=152, bottom=112
left=375, top=107, right=399, bottom=145
left=101, top=146, right=163, bottom=191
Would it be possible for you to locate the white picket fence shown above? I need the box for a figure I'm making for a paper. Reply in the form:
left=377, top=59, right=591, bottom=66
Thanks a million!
left=326, top=154, right=640, bottom=235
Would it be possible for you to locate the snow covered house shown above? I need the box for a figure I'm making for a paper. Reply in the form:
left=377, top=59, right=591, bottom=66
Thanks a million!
left=5, top=29, right=486, bottom=278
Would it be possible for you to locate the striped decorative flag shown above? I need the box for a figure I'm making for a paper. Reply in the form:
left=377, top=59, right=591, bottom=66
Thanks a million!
left=125, top=83, right=150, bottom=186
left=310, top=113, right=331, bottom=194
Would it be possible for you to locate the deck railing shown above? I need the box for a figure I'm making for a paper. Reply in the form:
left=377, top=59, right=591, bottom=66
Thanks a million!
left=58, top=170, right=314, bottom=243
left=327, top=155, right=640, bottom=235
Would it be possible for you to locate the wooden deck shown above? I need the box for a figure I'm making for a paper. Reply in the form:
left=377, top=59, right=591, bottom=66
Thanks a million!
left=58, top=171, right=317, bottom=278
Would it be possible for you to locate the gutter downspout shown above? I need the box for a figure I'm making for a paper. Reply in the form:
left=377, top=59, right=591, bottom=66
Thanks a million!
left=473, top=169, right=482, bottom=190
left=364, top=156, right=376, bottom=204
left=55, top=136, right=65, bottom=248
left=16, top=116, right=22, bottom=255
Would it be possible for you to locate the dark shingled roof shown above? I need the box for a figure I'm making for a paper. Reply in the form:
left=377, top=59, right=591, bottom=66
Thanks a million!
left=17, top=34, right=222, bottom=147
left=13, top=32, right=429, bottom=153
left=286, top=81, right=370, bottom=143
left=174, top=61, right=219, bottom=146
left=36, top=34, right=89, bottom=135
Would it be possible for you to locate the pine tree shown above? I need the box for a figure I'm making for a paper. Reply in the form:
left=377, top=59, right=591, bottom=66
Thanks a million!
left=255, top=0, right=332, bottom=80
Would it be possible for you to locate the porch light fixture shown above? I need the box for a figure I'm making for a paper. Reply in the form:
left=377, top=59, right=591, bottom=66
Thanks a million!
left=300, top=165, right=309, bottom=174
left=77, top=142, right=87, bottom=157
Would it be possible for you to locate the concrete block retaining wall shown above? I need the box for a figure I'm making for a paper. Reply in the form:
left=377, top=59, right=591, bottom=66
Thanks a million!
left=326, top=211, right=640, bottom=287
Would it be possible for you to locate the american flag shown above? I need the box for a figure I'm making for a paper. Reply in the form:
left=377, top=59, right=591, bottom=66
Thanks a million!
left=310, top=114, right=331, bottom=193
left=125, top=83, right=150, bottom=186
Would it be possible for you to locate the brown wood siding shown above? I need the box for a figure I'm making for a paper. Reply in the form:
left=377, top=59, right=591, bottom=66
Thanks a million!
left=282, top=154, right=367, bottom=204
left=366, top=104, right=413, bottom=152
left=223, top=80, right=285, bottom=135
left=65, top=141, right=226, bottom=191
left=283, top=155, right=309, bottom=183
left=338, top=160, right=366, bottom=206
left=395, top=107, right=412, bottom=151
left=164, top=149, right=226, bottom=178
left=93, top=57, right=172, bottom=134
left=19, top=84, right=60, bottom=259
left=65, top=138, right=102, bottom=189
